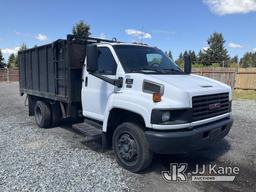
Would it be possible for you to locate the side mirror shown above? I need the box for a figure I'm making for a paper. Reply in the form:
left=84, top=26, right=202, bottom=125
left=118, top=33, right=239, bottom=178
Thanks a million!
left=184, top=55, right=191, bottom=74
left=86, top=44, right=98, bottom=73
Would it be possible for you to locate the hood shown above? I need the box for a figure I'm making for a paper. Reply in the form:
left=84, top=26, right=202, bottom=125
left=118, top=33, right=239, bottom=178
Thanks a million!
left=123, top=73, right=232, bottom=108
left=151, top=74, right=230, bottom=92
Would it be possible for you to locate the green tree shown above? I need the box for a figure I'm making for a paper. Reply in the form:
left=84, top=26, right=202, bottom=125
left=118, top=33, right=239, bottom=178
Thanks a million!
left=240, top=52, right=256, bottom=68
left=72, top=20, right=91, bottom=39
left=180, top=50, right=197, bottom=65
left=178, top=52, right=183, bottom=60
left=205, top=32, right=229, bottom=66
left=229, top=55, right=238, bottom=64
left=8, top=54, right=17, bottom=68
left=187, top=50, right=197, bottom=64
left=197, top=50, right=208, bottom=65
left=167, top=50, right=173, bottom=60
left=8, top=43, right=28, bottom=68
left=175, top=52, right=184, bottom=67
left=228, top=55, right=239, bottom=68
left=19, top=43, right=27, bottom=51
left=0, top=49, right=5, bottom=68
left=183, top=50, right=188, bottom=57
left=0, top=49, right=4, bottom=61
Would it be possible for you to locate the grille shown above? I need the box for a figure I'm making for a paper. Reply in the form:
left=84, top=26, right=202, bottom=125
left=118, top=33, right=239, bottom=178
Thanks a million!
left=192, top=93, right=230, bottom=121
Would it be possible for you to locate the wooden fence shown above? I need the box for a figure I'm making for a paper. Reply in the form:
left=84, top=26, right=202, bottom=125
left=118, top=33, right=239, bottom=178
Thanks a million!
left=0, top=69, right=19, bottom=82
left=192, top=68, right=256, bottom=90
left=0, top=67, right=256, bottom=90
left=235, top=68, right=256, bottom=90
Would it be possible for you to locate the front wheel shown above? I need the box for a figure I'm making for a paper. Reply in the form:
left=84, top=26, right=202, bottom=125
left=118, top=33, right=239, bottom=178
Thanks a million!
left=112, top=122, right=153, bottom=172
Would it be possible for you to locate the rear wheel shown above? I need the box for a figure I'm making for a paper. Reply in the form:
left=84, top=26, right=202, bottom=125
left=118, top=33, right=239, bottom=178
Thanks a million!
left=34, top=101, right=51, bottom=128
left=112, top=122, right=153, bottom=172
left=51, top=103, right=62, bottom=127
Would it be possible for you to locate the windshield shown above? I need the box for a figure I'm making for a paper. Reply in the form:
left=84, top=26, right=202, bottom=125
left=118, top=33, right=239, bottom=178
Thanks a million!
left=114, top=45, right=183, bottom=74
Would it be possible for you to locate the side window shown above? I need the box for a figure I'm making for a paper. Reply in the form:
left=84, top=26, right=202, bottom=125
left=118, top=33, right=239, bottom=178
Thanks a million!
left=96, top=47, right=117, bottom=75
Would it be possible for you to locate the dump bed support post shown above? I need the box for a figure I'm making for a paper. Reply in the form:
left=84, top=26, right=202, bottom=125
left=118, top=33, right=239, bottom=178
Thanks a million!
left=60, top=102, right=67, bottom=118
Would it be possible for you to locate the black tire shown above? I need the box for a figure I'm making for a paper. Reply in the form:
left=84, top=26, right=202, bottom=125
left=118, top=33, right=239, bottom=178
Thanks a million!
left=51, top=103, right=62, bottom=127
left=34, top=101, right=51, bottom=128
left=112, top=122, right=153, bottom=172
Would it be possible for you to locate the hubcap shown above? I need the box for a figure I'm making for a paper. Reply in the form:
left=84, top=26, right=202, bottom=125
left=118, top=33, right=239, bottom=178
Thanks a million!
left=117, top=133, right=137, bottom=162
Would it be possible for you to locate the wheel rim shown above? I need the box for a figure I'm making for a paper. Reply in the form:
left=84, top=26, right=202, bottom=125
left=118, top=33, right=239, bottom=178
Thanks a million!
left=117, top=133, right=138, bottom=165
left=35, top=106, right=42, bottom=124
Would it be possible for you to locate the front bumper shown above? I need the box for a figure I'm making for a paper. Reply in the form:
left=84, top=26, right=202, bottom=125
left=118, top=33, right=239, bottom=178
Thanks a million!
left=145, top=117, right=233, bottom=154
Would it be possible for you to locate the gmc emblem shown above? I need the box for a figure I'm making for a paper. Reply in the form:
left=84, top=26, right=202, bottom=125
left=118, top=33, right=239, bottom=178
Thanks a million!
left=209, top=103, right=221, bottom=110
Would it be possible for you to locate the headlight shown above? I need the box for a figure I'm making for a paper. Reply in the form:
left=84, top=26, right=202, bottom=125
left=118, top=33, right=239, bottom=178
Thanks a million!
left=162, top=111, right=170, bottom=122
left=151, top=109, right=192, bottom=125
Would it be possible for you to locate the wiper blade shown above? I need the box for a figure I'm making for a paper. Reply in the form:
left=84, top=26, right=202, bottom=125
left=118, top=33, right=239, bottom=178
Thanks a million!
left=161, top=68, right=183, bottom=73
left=131, top=67, right=164, bottom=73
left=131, top=67, right=183, bottom=74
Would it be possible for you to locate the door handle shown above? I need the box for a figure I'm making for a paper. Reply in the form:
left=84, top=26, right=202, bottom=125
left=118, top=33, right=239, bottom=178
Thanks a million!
left=85, top=77, right=88, bottom=87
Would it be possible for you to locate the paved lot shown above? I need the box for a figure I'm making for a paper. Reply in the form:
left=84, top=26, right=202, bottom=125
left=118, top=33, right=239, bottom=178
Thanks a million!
left=0, top=82, right=255, bottom=192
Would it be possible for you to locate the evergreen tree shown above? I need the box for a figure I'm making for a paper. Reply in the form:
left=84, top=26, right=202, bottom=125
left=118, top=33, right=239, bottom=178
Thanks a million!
left=229, top=55, right=239, bottom=67
left=19, top=43, right=27, bottom=51
left=197, top=50, right=208, bottom=65
left=13, top=43, right=27, bottom=68
left=192, top=51, right=197, bottom=64
left=8, top=54, right=17, bottom=68
left=178, top=52, right=183, bottom=60
left=239, top=52, right=256, bottom=68
left=183, top=50, right=188, bottom=56
left=187, top=50, right=197, bottom=64
left=205, top=32, right=229, bottom=66
left=0, top=49, right=6, bottom=68
left=72, top=20, right=91, bottom=39
left=167, top=50, right=173, bottom=60
left=230, top=56, right=238, bottom=64
left=0, top=49, right=4, bottom=65
left=175, top=52, right=184, bottom=66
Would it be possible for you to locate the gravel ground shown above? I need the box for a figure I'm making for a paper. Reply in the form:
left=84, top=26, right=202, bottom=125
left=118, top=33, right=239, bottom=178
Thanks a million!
left=0, top=82, right=256, bottom=192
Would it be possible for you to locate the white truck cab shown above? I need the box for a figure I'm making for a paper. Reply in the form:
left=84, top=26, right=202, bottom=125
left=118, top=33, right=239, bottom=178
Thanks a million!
left=82, top=42, right=233, bottom=172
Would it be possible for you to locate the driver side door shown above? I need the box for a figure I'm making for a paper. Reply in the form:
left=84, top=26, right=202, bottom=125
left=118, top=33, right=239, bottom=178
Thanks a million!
left=82, top=46, right=117, bottom=121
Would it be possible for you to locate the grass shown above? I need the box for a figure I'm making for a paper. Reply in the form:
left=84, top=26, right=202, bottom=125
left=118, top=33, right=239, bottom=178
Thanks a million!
left=233, top=89, right=256, bottom=100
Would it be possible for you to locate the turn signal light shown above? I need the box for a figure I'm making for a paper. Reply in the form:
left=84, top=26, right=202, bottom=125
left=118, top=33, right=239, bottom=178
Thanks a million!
left=153, top=92, right=161, bottom=102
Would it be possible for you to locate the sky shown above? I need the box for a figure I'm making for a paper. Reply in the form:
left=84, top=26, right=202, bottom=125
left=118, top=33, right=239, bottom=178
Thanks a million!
left=0, top=0, right=256, bottom=61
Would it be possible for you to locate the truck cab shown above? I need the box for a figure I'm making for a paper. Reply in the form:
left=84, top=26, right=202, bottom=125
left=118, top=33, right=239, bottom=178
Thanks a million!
left=82, top=42, right=233, bottom=172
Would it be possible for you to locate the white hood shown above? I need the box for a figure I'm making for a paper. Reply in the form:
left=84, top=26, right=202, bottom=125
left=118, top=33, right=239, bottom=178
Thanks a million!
left=123, top=73, right=232, bottom=109
left=152, top=74, right=230, bottom=92
left=149, top=74, right=232, bottom=102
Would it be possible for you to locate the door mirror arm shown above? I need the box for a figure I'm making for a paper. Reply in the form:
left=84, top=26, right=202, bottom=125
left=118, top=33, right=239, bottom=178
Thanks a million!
left=90, top=73, right=123, bottom=88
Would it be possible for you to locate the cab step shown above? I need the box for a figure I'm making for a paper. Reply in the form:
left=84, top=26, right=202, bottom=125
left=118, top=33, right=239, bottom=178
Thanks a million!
left=72, top=119, right=108, bottom=152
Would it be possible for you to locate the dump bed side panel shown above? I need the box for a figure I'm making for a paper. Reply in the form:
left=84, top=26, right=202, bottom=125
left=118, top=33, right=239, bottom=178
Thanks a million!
left=19, top=39, right=86, bottom=103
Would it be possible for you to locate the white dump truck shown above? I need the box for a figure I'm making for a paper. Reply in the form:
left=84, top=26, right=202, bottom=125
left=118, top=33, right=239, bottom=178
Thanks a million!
left=19, top=35, right=233, bottom=172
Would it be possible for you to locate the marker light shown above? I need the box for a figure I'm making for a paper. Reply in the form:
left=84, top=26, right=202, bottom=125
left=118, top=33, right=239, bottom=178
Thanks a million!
left=153, top=92, right=161, bottom=102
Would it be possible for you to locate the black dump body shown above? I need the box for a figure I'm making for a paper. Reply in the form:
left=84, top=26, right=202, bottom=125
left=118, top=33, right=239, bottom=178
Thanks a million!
left=19, top=35, right=116, bottom=117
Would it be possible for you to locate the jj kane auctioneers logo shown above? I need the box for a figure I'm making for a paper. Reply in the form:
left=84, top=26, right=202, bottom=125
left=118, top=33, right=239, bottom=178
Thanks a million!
left=162, top=163, right=239, bottom=182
